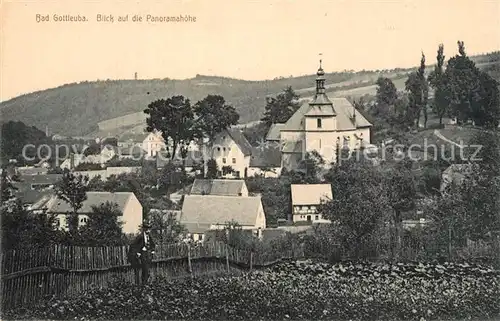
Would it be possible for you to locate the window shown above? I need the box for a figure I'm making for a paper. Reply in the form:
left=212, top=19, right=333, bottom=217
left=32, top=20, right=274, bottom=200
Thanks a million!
left=222, top=158, right=226, bottom=164
left=232, top=158, right=236, bottom=164
left=317, top=118, right=322, bottom=128
left=315, top=215, right=319, bottom=220
left=235, top=171, right=240, bottom=178
left=223, top=147, right=226, bottom=151
left=217, top=147, right=221, bottom=151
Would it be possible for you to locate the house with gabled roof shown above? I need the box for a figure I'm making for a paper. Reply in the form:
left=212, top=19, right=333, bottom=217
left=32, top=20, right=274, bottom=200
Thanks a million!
left=266, top=61, right=372, bottom=169
left=37, top=191, right=143, bottom=234
left=248, top=144, right=283, bottom=178
left=180, top=194, right=266, bottom=242
left=13, top=174, right=63, bottom=206
left=290, top=184, right=333, bottom=223
left=211, top=127, right=254, bottom=178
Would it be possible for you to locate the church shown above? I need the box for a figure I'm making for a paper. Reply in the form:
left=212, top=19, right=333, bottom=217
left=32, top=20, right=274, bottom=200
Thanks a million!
left=266, top=61, right=373, bottom=169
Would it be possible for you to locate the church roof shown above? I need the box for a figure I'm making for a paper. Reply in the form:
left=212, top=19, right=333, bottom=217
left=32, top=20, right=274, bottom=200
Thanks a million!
left=266, top=123, right=286, bottom=141
left=281, top=97, right=372, bottom=132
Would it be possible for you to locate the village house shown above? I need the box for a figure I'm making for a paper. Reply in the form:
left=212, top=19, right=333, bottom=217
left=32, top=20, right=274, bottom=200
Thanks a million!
left=211, top=128, right=254, bottom=178
left=13, top=174, right=63, bottom=207
left=247, top=145, right=283, bottom=178
left=179, top=194, right=266, bottom=242
left=74, top=166, right=142, bottom=181
left=34, top=191, right=143, bottom=234
left=142, top=131, right=166, bottom=158
left=210, top=127, right=283, bottom=178
left=266, top=61, right=372, bottom=170
left=290, top=183, right=333, bottom=223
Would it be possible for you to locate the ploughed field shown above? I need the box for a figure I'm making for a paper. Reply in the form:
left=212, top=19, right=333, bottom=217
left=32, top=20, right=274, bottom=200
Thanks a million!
left=5, top=260, right=500, bottom=320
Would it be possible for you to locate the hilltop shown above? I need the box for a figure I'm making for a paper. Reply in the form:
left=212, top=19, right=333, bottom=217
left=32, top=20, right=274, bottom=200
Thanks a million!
left=1, top=51, right=498, bottom=136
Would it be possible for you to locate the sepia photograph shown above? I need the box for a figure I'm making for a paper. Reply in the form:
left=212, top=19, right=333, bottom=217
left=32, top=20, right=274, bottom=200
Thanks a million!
left=1, top=0, right=499, bottom=320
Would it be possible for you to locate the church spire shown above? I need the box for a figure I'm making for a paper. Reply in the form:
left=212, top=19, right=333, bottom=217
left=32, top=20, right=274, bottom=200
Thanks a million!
left=315, top=57, right=326, bottom=95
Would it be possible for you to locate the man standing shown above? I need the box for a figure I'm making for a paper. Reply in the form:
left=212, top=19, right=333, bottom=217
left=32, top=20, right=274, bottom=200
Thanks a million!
left=129, top=221, right=156, bottom=285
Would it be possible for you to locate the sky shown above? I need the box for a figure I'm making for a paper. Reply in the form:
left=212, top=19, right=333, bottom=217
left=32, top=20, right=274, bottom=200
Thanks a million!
left=1, top=0, right=499, bottom=101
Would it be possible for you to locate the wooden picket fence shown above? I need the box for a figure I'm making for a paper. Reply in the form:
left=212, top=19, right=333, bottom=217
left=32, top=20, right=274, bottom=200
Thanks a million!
left=1, top=242, right=304, bottom=311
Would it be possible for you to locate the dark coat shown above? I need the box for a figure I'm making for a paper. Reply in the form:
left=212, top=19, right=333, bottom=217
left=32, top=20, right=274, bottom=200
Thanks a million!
left=128, top=231, right=156, bottom=267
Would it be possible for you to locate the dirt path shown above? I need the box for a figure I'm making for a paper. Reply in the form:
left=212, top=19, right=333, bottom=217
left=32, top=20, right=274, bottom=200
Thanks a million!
left=433, top=129, right=465, bottom=148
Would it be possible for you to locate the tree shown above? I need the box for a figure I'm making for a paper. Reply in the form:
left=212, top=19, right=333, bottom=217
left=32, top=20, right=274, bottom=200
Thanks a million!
left=55, top=172, right=88, bottom=234
left=159, top=162, right=188, bottom=197
left=375, top=77, right=398, bottom=107
left=194, top=95, right=239, bottom=174
left=1, top=167, right=17, bottom=204
left=79, top=202, right=127, bottom=246
left=144, top=95, right=199, bottom=160
left=149, top=210, right=186, bottom=244
left=0, top=121, right=50, bottom=165
left=206, top=159, right=219, bottom=179
left=443, top=41, right=481, bottom=124
left=1, top=199, right=60, bottom=250
left=245, top=176, right=292, bottom=226
left=420, top=53, right=430, bottom=128
left=261, top=86, right=301, bottom=125
left=405, top=53, right=429, bottom=128
left=473, top=72, right=500, bottom=128
left=386, top=160, right=417, bottom=260
left=221, top=165, right=234, bottom=176
left=428, top=44, right=449, bottom=125
left=296, top=151, right=324, bottom=182
left=321, top=160, right=389, bottom=258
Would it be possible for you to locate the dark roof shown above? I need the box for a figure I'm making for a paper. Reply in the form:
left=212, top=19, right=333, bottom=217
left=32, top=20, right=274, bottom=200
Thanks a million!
left=226, top=128, right=253, bottom=156
left=18, top=190, right=52, bottom=205
left=250, top=145, right=282, bottom=168
left=190, top=179, right=246, bottom=196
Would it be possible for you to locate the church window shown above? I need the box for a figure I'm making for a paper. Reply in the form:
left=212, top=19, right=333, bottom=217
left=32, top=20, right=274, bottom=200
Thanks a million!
left=317, top=118, right=322, bottom=128
left=222, top=158, right=226, bottom=164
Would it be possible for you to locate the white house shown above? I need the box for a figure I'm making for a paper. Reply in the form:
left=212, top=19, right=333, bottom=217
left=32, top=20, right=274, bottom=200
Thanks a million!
left=38, top=191, right=143, bottom=234
left=290, top=184, right=333, bottom=223
left=180, top=194, right=266, bottom=242
left=266, top=61, right=372, bottom=170
left=142, top=131, right=166, bottom=158
left=211, top=128, right=254, bottom=178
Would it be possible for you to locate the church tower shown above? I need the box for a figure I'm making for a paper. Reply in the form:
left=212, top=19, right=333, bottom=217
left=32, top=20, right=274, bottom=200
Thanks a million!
left=304, top=60, right=337, bottom=162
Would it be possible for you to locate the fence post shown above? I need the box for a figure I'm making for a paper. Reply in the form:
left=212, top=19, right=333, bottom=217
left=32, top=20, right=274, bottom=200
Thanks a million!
left=187, top=244, right=192, bottom=276
left=225, top=244, right=230, bottom=272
